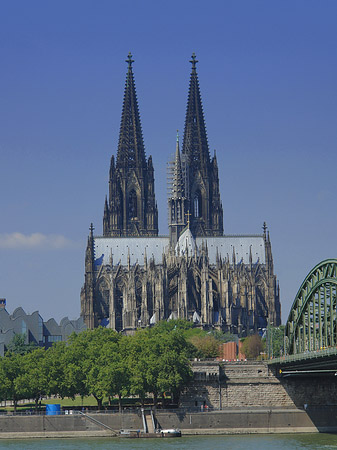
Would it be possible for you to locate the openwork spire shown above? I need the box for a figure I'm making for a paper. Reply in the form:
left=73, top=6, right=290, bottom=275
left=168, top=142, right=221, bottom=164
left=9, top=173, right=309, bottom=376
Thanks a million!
left=182, top=53, right=210, bottom=170
left=171, top=132, right=185, bottom=198
left=116, top=53, right=146, bottom=169
left=104, top=54, right=158, bottom=237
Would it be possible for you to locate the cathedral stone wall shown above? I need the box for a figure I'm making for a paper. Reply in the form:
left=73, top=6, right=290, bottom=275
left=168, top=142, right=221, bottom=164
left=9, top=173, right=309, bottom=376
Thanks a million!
left=81, top=236, right=280, bottom=334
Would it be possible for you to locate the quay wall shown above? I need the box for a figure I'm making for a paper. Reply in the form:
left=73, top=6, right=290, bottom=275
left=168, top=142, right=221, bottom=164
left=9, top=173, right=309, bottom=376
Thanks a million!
left=180, top=361, right=337, bottom=410
left=1, top=407, right=337, bottom=438
left=155, top=406, right=337, bottom=434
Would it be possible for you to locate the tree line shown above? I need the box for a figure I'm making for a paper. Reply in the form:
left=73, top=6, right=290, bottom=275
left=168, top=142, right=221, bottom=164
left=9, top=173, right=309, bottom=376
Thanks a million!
left=0, top=321, right=200, bottom=412
left=0, top=319, right=285, bottom=412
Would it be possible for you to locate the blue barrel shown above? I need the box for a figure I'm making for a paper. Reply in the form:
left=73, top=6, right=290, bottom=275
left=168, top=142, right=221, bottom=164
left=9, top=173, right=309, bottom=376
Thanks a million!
left=46, top=404, right=61, bottom=415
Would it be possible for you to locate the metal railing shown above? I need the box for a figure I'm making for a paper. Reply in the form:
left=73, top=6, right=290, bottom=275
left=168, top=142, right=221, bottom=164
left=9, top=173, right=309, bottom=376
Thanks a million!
left=267, top=346, right=337, bottom=365
left=0, top=406, right=222, bottom=417
left=78, top=411, right=118, bottom=435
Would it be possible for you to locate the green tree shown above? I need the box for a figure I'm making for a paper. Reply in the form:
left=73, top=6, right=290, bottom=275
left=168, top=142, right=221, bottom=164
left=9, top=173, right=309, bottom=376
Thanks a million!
left=210, top=330, right=237, bottom=343
left=15, top=348, right=48, bottom=410
left=45, top=342, right=69, bottom=399
left=152, top=319, right=194, bottom=333
left=127, top=326, right=192, bottom=406
left=6, top=333, right=36, bottom=355
left=99, top=334, right=130, bottom=412
left=61, top=338, right=88, bottom=400
left=241, top=334, right=264, bottom=359
left=66, top=327, right=121, bottom=408
left=265, top=325, right=286, bottom=358
left=153, top=330, right=192, bottom=404
left=188, top=333, right=220, bottom=358
left=127, top=330, right=151, bottom=405
left=0, top=353, right=25, bottom=411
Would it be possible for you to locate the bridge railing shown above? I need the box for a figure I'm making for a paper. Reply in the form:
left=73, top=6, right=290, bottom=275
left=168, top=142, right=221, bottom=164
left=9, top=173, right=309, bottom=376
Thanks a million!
left=267, top=346, right=337, bottom=365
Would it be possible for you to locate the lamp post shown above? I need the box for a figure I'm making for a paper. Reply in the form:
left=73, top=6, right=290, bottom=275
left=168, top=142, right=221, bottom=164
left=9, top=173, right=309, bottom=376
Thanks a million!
left=258, top=327, right=267, bottom=360
left=267, top=320, right=274, bottom=359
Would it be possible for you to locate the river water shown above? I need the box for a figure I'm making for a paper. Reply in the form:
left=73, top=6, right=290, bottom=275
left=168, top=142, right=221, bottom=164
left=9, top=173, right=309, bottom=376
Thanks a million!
left=0, top=434, right=337, bottom=450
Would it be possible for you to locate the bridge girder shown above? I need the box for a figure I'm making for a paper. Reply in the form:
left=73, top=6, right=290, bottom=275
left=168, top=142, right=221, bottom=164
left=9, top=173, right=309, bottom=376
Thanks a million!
left=286, top=259, right=337, bottom=355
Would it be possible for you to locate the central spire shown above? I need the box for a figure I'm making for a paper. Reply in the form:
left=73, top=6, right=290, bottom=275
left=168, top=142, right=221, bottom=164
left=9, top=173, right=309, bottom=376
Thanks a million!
left=171, top=131, right=185, bottom=198
left=116, top=52, right=146, bottom=169
left=168, top=133, right=187, bottom=246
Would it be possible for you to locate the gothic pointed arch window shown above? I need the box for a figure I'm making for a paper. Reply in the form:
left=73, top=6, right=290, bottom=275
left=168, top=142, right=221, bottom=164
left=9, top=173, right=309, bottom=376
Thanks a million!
left=177, top=201, right=181, bottom=221
left=135, top=277, right=142, bottom=321
left=129, top=189, right=137, bottom=219
left=118, top=187, right=123, bottom=228
left=193, top=191, right=202, bottom=218
left=96, top=278, right=110, bottom=320
left=256, top=279, right=268, bottom=328
left=171, top=203, right=175, bottom=222
left=115, top=279, right=125, bottom=332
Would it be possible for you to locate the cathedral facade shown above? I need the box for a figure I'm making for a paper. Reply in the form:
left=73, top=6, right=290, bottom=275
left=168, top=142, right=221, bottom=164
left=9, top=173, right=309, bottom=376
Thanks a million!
left=81, top=53, right=281, bottom=335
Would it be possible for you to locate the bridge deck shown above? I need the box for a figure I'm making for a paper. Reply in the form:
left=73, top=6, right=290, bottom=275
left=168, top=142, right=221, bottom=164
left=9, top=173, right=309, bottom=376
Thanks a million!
left=267, top=347, right=337, bottom=375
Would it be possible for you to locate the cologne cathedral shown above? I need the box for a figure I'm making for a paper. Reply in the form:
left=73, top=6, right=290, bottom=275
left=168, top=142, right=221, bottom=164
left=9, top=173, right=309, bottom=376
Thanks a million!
left=81, top=53, right=281, bottom=335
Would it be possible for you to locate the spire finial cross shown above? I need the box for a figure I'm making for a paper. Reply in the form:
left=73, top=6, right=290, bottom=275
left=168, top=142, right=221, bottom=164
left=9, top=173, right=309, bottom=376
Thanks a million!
left=190, top=52, right=198, bottom=69
left=126, top=52, right=134, bottom=67
left=89, top=223, right=95, bottom=238
left=176, top=129, right=179, bottom=142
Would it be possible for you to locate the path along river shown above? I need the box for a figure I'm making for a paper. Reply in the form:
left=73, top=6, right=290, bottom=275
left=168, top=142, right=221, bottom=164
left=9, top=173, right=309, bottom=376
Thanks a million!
left=0, top=434, right=337, bottom=449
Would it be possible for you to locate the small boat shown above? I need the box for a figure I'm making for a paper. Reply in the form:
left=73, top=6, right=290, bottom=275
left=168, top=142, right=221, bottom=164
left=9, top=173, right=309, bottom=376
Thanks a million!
left=157, top=428, right=181, bottom=437
left=119, top=429, right=142, bottom=437
left=119, top=428, right=181, bottom=438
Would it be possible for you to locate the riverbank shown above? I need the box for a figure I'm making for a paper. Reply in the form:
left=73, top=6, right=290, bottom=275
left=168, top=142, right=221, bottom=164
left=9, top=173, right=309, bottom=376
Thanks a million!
left=0, top=406, right=336, bottom=438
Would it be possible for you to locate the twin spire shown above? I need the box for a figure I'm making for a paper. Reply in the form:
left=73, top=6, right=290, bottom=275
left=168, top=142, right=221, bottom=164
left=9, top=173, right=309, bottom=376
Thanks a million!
left=116, top=52, right=146, bottom=169
left=182, top=52, right=210, bottom=171
left=117, top=51, right=210, bottom=172
left=105, top=52, right=223, bottom=239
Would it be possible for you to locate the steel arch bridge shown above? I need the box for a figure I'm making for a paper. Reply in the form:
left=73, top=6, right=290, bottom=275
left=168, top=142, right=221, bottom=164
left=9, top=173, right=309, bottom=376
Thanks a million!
left=286, top=259, right=337, bottom=355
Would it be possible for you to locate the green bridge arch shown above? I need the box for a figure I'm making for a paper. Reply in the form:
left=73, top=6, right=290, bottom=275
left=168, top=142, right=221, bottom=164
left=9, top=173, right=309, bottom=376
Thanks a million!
left=286, top=259, right=337, bottom=355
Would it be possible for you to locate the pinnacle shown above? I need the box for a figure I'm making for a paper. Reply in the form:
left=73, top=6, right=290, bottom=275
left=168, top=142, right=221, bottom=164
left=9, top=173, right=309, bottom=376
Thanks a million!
left=171, top=136, right=184, bottom=198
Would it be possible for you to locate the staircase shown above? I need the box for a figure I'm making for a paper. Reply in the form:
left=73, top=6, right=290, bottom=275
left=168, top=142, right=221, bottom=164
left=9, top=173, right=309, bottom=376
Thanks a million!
left=142, top=409, right=156, bottom=433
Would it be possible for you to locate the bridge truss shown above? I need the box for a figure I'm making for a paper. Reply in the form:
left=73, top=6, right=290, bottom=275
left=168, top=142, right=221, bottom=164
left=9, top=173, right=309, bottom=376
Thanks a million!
left=286, top=259, right=337, bottom=355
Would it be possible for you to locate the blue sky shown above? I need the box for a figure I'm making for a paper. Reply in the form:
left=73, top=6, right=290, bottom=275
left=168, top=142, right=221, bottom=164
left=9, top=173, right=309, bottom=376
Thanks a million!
left=0, top=1, right=336, bottom=323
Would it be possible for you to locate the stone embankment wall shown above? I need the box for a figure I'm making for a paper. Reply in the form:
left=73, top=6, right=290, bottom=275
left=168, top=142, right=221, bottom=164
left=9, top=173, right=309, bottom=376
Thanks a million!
left=155, top=407, right=337, bottom=434
left=180, top=361, right=337, bottom=409
left=1, top=407, right=337, bottom=437
left=221, top=362, right=294, bottom=408
left=0, top=412, right=143, bottom=438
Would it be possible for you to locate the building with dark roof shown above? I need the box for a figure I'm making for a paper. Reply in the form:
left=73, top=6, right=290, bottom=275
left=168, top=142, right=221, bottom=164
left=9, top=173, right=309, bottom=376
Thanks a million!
left=0, top=299, right=86, bottom=356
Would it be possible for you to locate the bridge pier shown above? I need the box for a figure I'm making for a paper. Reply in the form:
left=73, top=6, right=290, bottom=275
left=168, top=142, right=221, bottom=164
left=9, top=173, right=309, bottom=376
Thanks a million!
left=181, top=360, right=337, bottom=412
